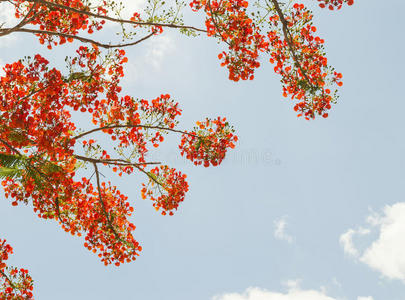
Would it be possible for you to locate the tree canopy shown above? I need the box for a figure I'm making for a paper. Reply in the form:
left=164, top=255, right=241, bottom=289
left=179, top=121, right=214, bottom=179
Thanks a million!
left=0, top=0, right=353, bottom=298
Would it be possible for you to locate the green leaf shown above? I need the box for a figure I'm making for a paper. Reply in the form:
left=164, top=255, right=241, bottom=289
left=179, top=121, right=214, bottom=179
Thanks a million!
left=0, top=153, right=26, bottom=168
left=0, top=167, right=22, bottom=179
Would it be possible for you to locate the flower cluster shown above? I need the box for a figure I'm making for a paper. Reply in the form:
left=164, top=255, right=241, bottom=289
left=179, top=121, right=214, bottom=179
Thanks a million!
left=179, top=117, right=237, bottom=167
left=13, top=0, right=107, bottom=48
left=317, top=0, right=354, bottom=10
left=190, top=0, right=268, bottom=81
left=141, top=166, right=189, bottom=215
left=189, top=0, right=352, bottom=118
left=267, top=3, right=343, bottom=119
left=0, top=44, right=236, bottom=274
left=78, top=180, right=140, bottom=266
left=0, top=239, right=34, bottom=299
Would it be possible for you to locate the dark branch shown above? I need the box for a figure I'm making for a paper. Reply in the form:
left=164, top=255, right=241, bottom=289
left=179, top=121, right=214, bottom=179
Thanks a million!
left=270, top=0, right=315, bottom=89
left=0, top=27, right=155, bottom=49
left=0, top=138, right=21, bottom=155
left=206, top=0, right=231, bottom=46
left=72, top=124, right=197, bottom=140
left=0, top=269, right=16, bottom=289
left=74, top=154, right=160, bottom=167
left=0, top=1, right=38, bottom=36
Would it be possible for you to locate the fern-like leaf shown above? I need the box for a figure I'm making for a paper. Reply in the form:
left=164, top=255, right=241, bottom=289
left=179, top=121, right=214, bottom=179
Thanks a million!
left=0, top=153, right=26, bottom=168
left=0, top=167, right=22, bottom=179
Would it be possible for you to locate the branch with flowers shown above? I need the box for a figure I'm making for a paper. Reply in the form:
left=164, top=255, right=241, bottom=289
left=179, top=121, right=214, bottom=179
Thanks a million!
left=0, top=0, right=353, bottom=297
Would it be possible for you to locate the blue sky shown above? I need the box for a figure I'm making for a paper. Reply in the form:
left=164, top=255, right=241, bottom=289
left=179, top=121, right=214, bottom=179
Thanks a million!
left=1, top=0, right=405, bottom=299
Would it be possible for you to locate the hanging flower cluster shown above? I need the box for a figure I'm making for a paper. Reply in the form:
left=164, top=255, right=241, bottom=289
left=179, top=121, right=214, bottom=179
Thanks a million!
left=141, top=165, right=189, bottom=215
left=267, top=3, right=343, bottom=119
left=179, top=117, right=238, bottom=167
left=79, top=180, right=140, bottom=266
left=190, top=0, right=269, bottom=81
left=0, top=239, right=34, bottom=299
left=190, top=0, right=354, bottom=118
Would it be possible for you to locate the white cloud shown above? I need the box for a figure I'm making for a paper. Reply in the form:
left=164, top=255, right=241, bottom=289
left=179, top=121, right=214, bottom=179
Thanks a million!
left=339, top=227, right=370, bottom=257
left=274, top=216, right=294, bottom=244
left=340, top=202, right=405, bottom=282
left=211, top=286, right=339, bottom=300
left=92, top=0, right=145, bottom=20
left=0, top=2, right=18, bottom=26
left=357, top=297, right=374, bottom=300
left=119, top=0, right=146, bottom=18
left=123, top=35, right=175, bottom=83
left=145, top=35, right=175, bottom=69
left=0, top=2, right=20, bottom=47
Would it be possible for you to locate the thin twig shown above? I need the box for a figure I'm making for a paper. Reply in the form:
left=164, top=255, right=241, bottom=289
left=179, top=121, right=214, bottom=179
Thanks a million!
left=92, top=162, right=121, bottom=240
left=72, top=124, right=197, bottom=140
left=134, top=164, right=163, bottom=188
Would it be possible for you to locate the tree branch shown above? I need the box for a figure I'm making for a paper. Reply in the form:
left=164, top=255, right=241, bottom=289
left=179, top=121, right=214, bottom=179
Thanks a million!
left=0, top=269, right=15, bottom=289
left=270, top=0, right=315, bottom=89
left=206, top=0, right=231, bottom=46
left=72, top=124, right=197, bottom=140
left=0, top=138, right=21, bottom=155
left=0, top=27, right=155, bottom=48
left=92, top=162, right=121, bottom=240
left=26, top=0, right=206, bottom=33
left=74, top=154, right=160, bottom=167
left=134, top=164, right=164, bottom=189
left=0, top=140, right=65, bottom=223
left=0, top=1, right=38, bottom=36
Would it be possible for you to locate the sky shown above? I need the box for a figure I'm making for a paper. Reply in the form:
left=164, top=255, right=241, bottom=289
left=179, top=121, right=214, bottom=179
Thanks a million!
left=1, top=0, right=405, bottom=299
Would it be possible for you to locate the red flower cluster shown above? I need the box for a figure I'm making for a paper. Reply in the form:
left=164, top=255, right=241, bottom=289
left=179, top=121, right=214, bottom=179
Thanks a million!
left=0, top=44, right=236, bottom=271
left=0, top=239, right=34, bottom=299
left=317, top=0, right=354, bottom=10
left=79, top=180, right=140, bottom=266
left=14, top=0, right=107, bottom=48
left=267, top=3, right=343, bottom=119
left=189, top=0, right=352, bottom=118
left=141, top=165, right=189, bottom=215
left=190, top=0, right=268, bottom=81
left=179, top=117, right=237, bottom=167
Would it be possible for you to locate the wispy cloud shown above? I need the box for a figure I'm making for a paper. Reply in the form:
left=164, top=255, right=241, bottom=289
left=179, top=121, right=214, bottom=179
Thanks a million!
left=274, top=216, right=294, bottom=244
left=123, top=35, right=175, bottom=83
left=0, top=2, right=18, bottom=26
left=0, top=2, right=19, bottom=47
left=339, top=227, right=370, bottom=257
left=119, top=0, right=146, bottom=18
left=91, top=0, right=146, bottom=19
